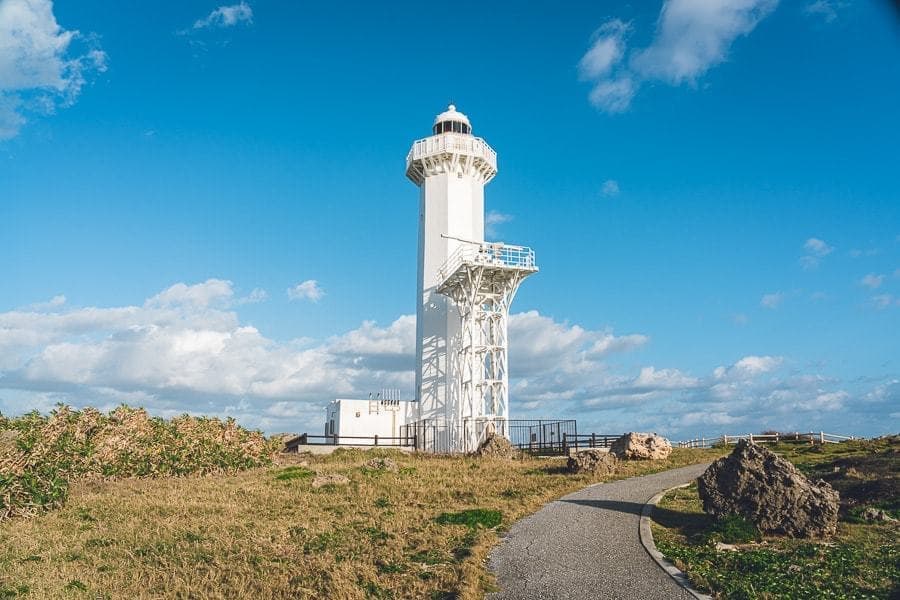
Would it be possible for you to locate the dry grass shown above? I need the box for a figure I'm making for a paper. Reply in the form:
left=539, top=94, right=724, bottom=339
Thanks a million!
left=0, top=447, right=719, bottom=599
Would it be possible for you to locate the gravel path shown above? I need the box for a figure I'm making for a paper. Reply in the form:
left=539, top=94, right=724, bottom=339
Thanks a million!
left=488, top=463, right=710, bottom=600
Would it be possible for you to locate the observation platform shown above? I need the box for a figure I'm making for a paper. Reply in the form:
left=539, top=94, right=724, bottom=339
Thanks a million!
left=436, top=242, right=538, bottom=295
left=406, top=133, right=498, bottom=185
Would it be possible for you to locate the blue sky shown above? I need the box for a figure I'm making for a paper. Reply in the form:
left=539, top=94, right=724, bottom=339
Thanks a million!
left=1, top=0, right=898, bottom=438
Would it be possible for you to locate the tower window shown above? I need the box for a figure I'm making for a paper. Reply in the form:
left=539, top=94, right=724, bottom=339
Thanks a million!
left=433, top=121, right=471, bottom=135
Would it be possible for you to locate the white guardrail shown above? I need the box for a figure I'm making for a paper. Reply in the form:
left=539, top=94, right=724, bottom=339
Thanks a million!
left=678, top=432, right=857, bottom=448
left=406, top=134, right=497, bottom=172
left=437, top=242, right=536, bottom=283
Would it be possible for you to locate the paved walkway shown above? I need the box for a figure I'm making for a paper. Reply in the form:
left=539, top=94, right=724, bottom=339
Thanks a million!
left=488, top=463, right=710, bottom=600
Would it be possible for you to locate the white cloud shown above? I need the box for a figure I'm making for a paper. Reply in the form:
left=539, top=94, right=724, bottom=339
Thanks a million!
left=800, top=237, right=834, bottom=269
left=760, top=292, right=783, bottom=309
left=804, top=237, right=834, bottom=257
left=803, top=0, right=846, bottom=23
left=580, top=0, right=778, bottom=112
left=0, top=0, right=107, bottom=139
left=578, top=20, right=630, bottom=80
left=193, top=2, right=253, bottom=29
left=1, top=283, right=892, bottom=439
left=715, top=355, right=783, bottom=379
left=236, top=288, right=268, bottom=305
left=860, top=273, right=884, bottom=290
left=287, top=280, right=324, bottom=302
left=485, top=210, right=513, bottom=238
left=148, top=279, right=234, bottom=308
left=795, top=391, right=847, bottom=411
left=872, top=294, right=899, bottom=310
left=601, top=179, right=620, bottom=197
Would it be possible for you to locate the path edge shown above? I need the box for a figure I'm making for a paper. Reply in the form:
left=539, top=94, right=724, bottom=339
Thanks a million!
left=639, top=483, right=714, bottom=600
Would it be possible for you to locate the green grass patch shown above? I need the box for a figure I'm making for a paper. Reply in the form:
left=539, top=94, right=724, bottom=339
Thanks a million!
left=274, top=466, right=314, bottom=481
left=435, top=508, right=502, bottom=529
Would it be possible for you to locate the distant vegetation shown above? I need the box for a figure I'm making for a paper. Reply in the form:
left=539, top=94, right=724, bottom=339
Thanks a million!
left=0, top=405, right=278, bottom=521
left=652, top=437, right=900, bottom=599
left=0, top=419, right=721, bottom=599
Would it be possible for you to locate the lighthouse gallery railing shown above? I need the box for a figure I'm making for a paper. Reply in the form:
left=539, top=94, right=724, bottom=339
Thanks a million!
left=406, top=133, right=497, bottom=172
left=437, top=242, right=536, bottom=285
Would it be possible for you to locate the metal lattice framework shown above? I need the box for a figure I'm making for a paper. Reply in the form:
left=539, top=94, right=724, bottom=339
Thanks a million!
left=436, top=242, right=537, bottom=452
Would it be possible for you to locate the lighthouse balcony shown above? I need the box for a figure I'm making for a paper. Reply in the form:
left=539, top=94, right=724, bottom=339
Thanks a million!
left=406, top=133, right=497, bottom=184
left=436, top=242, right=537, bottom=294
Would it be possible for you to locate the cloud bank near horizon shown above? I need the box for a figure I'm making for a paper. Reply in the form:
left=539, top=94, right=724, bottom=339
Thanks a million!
left=0, top=279, right=893, bottom=438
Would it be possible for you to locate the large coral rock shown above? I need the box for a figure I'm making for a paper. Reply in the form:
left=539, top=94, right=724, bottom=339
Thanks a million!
left=610, top=432, right=672, bottom=460
left=567, top=449, right=618, bottom=475
left=476, top=433, right=518, bottom=459
left=697, top=439, right=839, bottom=538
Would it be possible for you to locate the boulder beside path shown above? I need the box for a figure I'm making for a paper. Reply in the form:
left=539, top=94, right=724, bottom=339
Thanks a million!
left=476, top=432, right=518, bottom=458
left=697, top=439, right=839, bottom=538
left=610, top=432, right=672, bottom=460
left=567, top=449, right=618, bottom=475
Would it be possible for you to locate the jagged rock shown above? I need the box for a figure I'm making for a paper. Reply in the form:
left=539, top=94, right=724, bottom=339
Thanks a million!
left=566, top=449, right=618, bottom=475
left=609, top=432, right=672, bottom=460
left=861, top=507, right=896, bottom=523
left=476, top=433, right=518, bottom=459
left=366, top=457, right=398, bottom=472
left=697, top=439, right=839, bottom=538
left=311, top=474, right=350, bottom=489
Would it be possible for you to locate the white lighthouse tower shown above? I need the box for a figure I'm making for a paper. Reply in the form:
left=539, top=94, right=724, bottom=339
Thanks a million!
left=406, top=105, right=537, bottom=452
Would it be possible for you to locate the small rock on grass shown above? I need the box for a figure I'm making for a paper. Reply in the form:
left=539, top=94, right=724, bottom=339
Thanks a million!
left=476, top=433, right=518, bottom=459
left=567, top=449, right=618, bottom=475
left=366, top=457, right=399, bottom=472
left=861, top=507, right=896, bottom=523
left=312, top=474, right=350, bottom=489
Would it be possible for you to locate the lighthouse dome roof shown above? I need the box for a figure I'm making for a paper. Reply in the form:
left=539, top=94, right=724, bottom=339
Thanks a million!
left=433, top=104, right=471, bottom=127
left=432, top=104, right=472, bottom=136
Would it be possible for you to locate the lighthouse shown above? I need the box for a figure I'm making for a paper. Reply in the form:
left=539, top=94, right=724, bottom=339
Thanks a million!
left=406, top=105, right=537, bottom=452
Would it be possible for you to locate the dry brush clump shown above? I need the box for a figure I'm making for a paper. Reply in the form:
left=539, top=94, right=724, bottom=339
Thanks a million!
left=0, top=405, right=279, bottom=522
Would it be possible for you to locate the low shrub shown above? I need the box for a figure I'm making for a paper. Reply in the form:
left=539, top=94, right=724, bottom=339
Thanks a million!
left=0, top=404, right=278, bottom=521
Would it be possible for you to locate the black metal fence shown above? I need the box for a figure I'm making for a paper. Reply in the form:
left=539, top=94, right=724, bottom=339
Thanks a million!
left=284, top=433, right=416, bottom=452
left=508, top=419, right=578, bottom=455
left=289, top=421, right=623, bottom=456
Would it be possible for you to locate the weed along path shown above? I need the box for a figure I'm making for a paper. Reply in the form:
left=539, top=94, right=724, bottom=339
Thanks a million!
left=488, top=463, right=710, bottom=600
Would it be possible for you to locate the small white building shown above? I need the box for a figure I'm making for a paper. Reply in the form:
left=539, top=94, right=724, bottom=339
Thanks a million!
left=325, top=398, right=415, bottom=445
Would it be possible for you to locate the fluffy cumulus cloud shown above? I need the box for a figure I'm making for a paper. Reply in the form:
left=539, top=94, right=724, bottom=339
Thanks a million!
left=193, top=2, right=253, bottom=30
left=800, top=237, right=834, bottom=269
left=579, top=0, right=778, bottom=112
left=287, top=280, right=324, bottom=302
left=0, top=281, right=891, bottom=439
left=0, top=0, right=107, bottom=139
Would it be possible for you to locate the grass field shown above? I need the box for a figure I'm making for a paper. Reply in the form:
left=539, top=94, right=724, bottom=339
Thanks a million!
left=0, top=446, right=721, bottom=599
left=651, top=437, right=900, bottom=599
